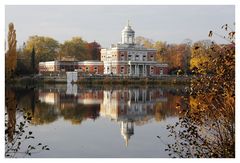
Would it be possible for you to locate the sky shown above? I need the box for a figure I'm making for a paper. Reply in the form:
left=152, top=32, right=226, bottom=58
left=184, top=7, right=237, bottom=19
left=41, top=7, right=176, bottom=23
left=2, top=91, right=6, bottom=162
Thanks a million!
left=5, top=5, right=235, bottom=48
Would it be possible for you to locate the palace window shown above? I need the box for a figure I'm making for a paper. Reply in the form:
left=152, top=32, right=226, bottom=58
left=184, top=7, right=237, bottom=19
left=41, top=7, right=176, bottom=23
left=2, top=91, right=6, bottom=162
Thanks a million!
left=86, top=67, right=89, bottom=72
left=120, top=105, right=124, bottom=113
left=129, top=37, right=133, bottom=43
left=150, top=66, right=154, bottom=74
left=121, top=93, right=124, bottom=100
left=143, top=55, right=146, bottom=61
left=112, top=67, right=116, bottom=73
left=128, top=55, right=132, bottom=60
left=121, top=66, right=124, bottom=73
left=94, top=66, right=98, bottom=72
left=150, top=55, right=154, bottom=61
left=160, top=68, right=163, bottom=75
left=136, top=55, right=139, bottom=61
left=121, top=54, right=125, bottom=61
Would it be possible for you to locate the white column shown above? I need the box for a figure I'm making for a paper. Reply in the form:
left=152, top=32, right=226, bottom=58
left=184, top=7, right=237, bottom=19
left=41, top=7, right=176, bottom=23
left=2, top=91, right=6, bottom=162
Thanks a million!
left=139, top=65, right=141, bottom=75
left=136, top=90, right=139, bottom=102
left=134, top=90, right=137, bottom=102
left=144, top=65, right=147, bottom=75
left=139, top=64, right=141, bottom=76
left=130, top=65, right=132, bottom=75
left=137, top=65, right=139, bottom=76
left=143, top=65, right=145, bottom=76
left=137, top=64, right=139, bottom=75
left=142, top=65, right=144, bottom=76
left=135, top=65, right=137, bottom=75
left=128, top=90, right=131, bottom=102
left=146, top=65, right=148, bottom=76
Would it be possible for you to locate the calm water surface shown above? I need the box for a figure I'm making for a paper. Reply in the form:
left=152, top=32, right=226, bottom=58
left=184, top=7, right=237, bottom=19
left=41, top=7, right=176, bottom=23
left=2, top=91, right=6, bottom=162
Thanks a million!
left=6, top=84, right=189, bottom=158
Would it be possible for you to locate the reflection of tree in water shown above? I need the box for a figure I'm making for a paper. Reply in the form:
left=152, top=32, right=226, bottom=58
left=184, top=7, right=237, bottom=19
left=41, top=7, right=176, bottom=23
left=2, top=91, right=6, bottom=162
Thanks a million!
left=31, top=103, right=59, bottom=125
left=5, top=88, right=17, bottom=142
left=60, top=104, right=100, bottom=125
left=14, top=89, right=59, bottom=125
left=14, top=88, right=37, bottom=114
left=7, top=88, right=102, bottom=125
left=154, top=93, right=186, bottom=122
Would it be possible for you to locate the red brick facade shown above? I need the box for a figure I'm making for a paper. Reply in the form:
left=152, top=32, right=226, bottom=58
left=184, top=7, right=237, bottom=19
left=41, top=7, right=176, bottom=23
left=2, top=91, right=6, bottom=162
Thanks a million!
left=77, top=64, right=104, bottom=74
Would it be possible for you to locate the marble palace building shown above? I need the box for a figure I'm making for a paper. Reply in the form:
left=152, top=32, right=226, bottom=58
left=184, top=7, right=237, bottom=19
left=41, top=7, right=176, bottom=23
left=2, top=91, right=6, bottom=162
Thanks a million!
left=101, top=21, right=168, bottom=76
left=39, top=21, right=168, bottom=76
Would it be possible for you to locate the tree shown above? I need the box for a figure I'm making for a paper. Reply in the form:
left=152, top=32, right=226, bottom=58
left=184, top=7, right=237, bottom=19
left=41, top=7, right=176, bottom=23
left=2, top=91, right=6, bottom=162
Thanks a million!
left=135, top=36, right=154, bottom=48
left=178, top=43, right=191, bottom=74
left=190, top=40, right=214, bottom=74
left=5, top=23, right=17, bottom=79
left=154, top=41, right=167, bottom=62
left=159, top=44, right=187, bottom=74
left=24, top=35, right=59, bottom=65
left=181, top=43, right=191, bottom=74
left=87, top=41, right=101, bottom=60
left=15, top=46, right=32, bottom=75
left=59, top=37, right=89, bottom=61
left=152, top=40, right=192, bottom=74
left=162, top=24, right=235, bottom=158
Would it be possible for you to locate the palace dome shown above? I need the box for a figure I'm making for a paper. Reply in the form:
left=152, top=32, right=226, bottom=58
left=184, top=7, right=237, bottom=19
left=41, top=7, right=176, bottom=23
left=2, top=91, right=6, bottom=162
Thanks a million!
left=122, top=21, right=135, bottom=33
left=121, top=21, right=135, bottom=44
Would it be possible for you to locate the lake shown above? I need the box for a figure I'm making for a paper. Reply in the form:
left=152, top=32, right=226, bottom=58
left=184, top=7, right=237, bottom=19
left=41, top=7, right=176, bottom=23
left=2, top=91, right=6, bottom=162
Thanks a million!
left=5, top=84, right=189, bottom=158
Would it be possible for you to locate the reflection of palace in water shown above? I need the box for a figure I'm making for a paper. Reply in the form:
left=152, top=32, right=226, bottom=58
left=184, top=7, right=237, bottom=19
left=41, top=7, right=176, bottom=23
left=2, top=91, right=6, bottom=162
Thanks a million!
left=37, top=84, right=171, bottom=146
left=100, top=89, right=167, bottom=146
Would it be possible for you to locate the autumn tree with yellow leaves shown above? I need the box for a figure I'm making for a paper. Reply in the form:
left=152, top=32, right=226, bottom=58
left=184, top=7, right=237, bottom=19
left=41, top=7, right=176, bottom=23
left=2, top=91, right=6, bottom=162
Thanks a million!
left=5, top=23, right=17, bottom=79
left=162, top=24, right=235, bottom=158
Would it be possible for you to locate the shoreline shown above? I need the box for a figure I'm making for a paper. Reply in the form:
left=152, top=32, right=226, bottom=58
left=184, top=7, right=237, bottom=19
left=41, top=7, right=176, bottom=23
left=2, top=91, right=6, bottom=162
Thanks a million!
left=6, top=75, right=191, bottom=86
